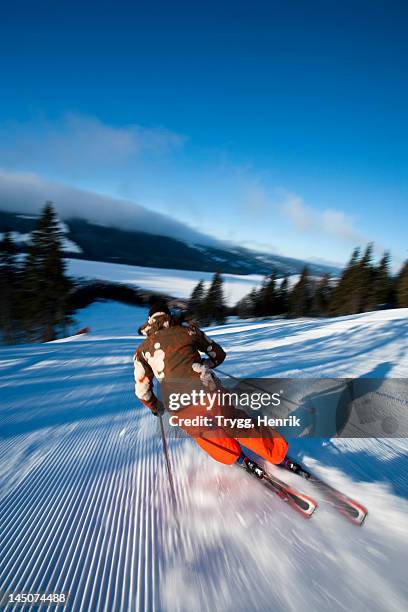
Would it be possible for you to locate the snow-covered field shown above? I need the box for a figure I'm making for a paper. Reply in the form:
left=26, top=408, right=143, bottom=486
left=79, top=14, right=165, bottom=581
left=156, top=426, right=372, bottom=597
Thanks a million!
left=1, top=304, right=407, bottom=612
left=72, top=301, right=148, bottom=337
left=66, top=258, right=267, bottom=305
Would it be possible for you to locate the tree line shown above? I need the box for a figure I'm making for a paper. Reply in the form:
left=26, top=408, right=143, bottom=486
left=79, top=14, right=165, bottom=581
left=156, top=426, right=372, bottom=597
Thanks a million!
left=2, top=203, right=408, bottom=342
left=188, top=245, right=408, bottom=323
left=0, top=202, right=72, bottom=343
left=187, top=272, right=227, bottom=325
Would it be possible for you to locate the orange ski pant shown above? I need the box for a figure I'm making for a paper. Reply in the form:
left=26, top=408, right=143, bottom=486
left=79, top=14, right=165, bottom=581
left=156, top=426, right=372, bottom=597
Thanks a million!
left=174, top=397, right=288, bottom=466
left=192, top=433, right=288, bottom=465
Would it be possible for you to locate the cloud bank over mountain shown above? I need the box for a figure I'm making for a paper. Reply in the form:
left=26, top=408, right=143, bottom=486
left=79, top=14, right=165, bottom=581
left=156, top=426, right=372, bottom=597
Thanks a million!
left=0, top=113, right=394, bottom=266
left=0, top=169, right=221, bottom=247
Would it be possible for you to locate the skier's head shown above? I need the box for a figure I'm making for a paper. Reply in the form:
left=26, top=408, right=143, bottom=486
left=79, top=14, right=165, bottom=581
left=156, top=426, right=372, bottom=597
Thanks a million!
left=148, top=299, right=170, bottom=322
left=139, top=300, right=188, bottom=336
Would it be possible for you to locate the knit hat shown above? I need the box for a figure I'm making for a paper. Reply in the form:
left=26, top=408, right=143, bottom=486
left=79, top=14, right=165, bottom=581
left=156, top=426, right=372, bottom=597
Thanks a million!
left=148, top=300, right=170, bottom=319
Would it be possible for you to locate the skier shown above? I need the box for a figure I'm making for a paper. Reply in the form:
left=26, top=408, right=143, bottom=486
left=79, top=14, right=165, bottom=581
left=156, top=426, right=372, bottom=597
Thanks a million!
left=133, top=300, right=288, bottom=468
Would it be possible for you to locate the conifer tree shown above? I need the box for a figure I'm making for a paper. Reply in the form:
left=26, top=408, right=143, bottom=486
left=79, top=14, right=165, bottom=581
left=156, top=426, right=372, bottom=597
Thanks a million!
left=276, top=276, right=289, bottom=315
left=21, top=202, right=72, bottom=341
left=236, top=292, right=254, bottom=318
left=188, top=280, right=206, bottom=322
left=311, top=274, right=331, bottom=316
left=0, top=232, right=19, bottom=342
left=289, top=266, right=312, bottom=317
left=237, top=288, right=259, bottom=318
left=205, top=272, right=226, bottom=324
left=329, top=247, right=361, bottom=315
left=396, top=261, right=408, bottom=308
left=252, top=281, right=265, bottom=318
left=357, top=243, right=376, bottom=312
left=374, top=251, right=392, bottom=307
left=261, top=273, right=277, bottom=316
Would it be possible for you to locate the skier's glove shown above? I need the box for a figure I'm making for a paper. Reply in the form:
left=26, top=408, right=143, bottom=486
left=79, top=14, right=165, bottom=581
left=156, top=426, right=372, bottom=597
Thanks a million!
left=151, top=401, right=165, bottom=417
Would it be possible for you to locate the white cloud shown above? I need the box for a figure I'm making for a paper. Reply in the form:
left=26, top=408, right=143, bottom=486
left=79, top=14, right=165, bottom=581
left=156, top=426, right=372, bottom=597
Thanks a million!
left=321, top=209, right=362, bottom=242
left=279, top=189, right=363, bottom=244
left=0, top=169, right=221, bottom=247
left=279, top=191, right=314, bottom=230
left=0, top=113, right=186, bottom=178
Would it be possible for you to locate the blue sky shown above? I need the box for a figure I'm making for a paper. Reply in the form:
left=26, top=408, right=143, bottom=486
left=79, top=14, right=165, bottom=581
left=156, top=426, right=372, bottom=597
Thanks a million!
left=0, top=0, right=407, bottom=268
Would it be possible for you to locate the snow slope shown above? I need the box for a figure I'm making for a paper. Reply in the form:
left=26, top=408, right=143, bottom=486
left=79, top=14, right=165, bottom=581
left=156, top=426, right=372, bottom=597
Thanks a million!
left=72, top=301, right=148, bottom=336
left=66, top=258, right=266, bottom=306
left=0, top=307, right=407, bottom=612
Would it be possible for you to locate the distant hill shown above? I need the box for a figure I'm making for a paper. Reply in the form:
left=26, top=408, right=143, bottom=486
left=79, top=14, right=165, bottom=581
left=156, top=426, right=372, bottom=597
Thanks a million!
left=0, top=210, right=339, bottom=277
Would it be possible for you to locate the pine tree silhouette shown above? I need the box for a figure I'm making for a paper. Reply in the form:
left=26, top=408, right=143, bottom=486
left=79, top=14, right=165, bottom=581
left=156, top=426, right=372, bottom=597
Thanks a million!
left=205, top=272, right=226, bottom=324
left=0, top=232, right=19, bottom=343
left=237, top=288, right=259, bottom=318
left=374, top=251, right=392, bottom=307
left=188, top=280, right=206, bottom=322
left=289, top=266, right=312, bottom=317
left=251, top=282, right=265, bottom=318
left=329, top=247, right=361, bottom=315
left=276, top=276, right=289, bottom=315
left=21, top=202, right=73, bottom=342
left=396, top=261, right=408, bottom=307
left=311, top=273, right=331, bottom=316
left=357, top=243, right=376, bottom=312
left=260, top=273, right=278, bottom=316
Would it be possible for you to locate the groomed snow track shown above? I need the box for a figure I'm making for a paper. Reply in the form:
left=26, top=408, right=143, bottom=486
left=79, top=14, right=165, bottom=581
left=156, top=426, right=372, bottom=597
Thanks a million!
left=0, top=339, right=183, bottom=611
left=1, top=310, right=408, bottom=612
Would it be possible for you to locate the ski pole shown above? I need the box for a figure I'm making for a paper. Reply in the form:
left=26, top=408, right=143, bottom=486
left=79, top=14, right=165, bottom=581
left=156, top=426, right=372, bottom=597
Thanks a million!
left=158, top=414, right=178, bottom=510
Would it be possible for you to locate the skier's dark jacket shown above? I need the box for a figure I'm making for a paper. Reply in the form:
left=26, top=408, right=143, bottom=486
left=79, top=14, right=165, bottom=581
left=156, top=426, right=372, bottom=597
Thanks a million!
left=133, top=313, right=226, bottom=414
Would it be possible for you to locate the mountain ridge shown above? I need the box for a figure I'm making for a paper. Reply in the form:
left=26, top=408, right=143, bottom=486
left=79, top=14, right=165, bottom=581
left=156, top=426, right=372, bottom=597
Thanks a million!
left=0, top=209, right=339, bottom=277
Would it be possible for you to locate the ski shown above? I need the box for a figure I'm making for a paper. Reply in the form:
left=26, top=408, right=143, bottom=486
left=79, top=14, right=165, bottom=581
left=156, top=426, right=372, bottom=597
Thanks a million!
left=281, top=458, right=368, bottom=526
left=240, top=457, right=317, bottom=518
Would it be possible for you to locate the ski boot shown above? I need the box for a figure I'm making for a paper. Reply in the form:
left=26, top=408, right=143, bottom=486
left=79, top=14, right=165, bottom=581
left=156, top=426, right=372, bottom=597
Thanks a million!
left=282, top=457, right=310, bottom=479
left=238, top=454, right=265, bottom=479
